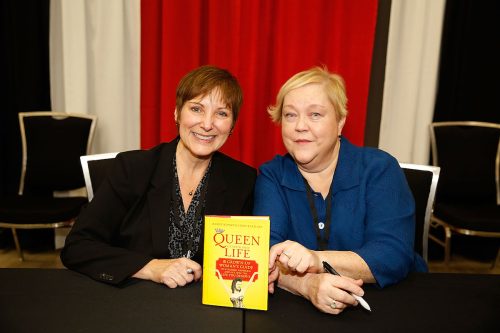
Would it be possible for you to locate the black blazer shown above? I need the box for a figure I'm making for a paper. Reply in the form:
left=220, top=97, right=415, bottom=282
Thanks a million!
left=61, top=139, right=256, bottom=285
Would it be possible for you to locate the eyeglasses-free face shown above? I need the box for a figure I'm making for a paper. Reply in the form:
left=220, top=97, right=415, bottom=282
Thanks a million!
left=175, top=88, right=234, bottom=160
left=281, top=83, right=345, bottom=172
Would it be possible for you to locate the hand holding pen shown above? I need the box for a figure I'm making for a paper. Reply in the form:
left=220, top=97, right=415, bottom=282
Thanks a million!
left=323, top=261, right=372, bottom=311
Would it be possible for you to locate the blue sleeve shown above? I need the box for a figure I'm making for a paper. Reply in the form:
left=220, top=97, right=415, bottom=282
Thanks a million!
left=253, top=164, right=288, bottom=246
left=354, top=155, right=420, bottom=287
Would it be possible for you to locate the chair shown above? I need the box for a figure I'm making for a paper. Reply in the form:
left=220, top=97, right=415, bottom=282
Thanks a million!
left=399, top=163, right=440, bottom=263
left=80, top=152, right=118, bottom=201
left=0, top=112, right=97, bottom=260
left=429, top=121, right=500, bottom=266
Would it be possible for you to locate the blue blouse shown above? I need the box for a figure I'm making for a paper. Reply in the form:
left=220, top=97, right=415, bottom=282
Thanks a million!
left=253, top=137, right=427, bottom=288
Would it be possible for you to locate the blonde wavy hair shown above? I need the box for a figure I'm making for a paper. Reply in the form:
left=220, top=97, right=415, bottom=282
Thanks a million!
left=268, top=66, right=348, bottom=123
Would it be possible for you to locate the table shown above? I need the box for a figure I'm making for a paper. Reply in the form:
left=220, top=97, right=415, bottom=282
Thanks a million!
left=0, top=269, right=242, bottom=333
left=1, top=269, right=499, bottom=333
left=250, top=273, right=500, bottom=332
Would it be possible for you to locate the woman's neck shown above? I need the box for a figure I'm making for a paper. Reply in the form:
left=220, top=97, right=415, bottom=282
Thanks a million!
left=297, top=141, right=340, bottom=198
left=176, top=141, right=212, bottom=210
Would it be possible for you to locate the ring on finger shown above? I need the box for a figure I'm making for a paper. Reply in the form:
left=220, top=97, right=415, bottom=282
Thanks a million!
left=330, top=300, right=337, bottom=309
left=282, top=251, right=291, bottom=258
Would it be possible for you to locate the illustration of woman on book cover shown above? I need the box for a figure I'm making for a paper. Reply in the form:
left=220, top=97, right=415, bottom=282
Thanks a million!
left=215, top=270, right=258, bottom=308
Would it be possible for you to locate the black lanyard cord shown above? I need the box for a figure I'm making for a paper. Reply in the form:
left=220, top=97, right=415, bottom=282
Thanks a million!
left=302, top=177, right=333, bottom=251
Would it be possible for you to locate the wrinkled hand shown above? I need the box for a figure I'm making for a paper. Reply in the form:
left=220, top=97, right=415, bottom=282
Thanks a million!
left=304, top=273, right=364, bottom=315
left=140, top=258, right=202, bottom=288
left=268, top=265, right=280, bottom=294
left=269, top=240, right=321, bottom=274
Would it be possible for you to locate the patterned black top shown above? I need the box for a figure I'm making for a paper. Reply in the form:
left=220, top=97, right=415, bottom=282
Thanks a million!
left=168, top=156, right=211, bottom=260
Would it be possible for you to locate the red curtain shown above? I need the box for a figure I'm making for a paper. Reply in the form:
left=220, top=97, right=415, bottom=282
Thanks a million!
left=141, top=0, right=378, bottom=168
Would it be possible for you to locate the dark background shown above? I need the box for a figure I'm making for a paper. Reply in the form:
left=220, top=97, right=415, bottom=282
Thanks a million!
left=1, top=0, right=499, bottom=254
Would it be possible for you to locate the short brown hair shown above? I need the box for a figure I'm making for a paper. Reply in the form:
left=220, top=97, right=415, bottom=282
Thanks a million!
left=176, top=65, right=243, bottom=124
left=268, top=66, right=348, bottom=123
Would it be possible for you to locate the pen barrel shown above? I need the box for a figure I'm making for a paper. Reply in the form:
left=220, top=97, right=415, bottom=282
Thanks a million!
left=352, top=294, right=371, bottom=311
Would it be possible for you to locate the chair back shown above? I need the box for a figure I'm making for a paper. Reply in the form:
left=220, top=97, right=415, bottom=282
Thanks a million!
left=18, top=112, right=97, bottom=196
left=400, top=163, right=440, bottom=263
left=430, top=121, right=500, bottom=205
left=80, top=152, right=118, bottom=201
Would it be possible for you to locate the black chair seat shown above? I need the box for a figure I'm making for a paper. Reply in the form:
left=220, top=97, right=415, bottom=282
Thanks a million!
left=0, top=112, right=97, bottom=260
left=434, top=203, right=500, bottom=232
left=0, top=196, right=87, bottom=224
left=429, top=121, right=500, bottom=266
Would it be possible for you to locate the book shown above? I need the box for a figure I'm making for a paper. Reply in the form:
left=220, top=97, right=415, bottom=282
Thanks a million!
left=202, top=215, right=270, bottom=311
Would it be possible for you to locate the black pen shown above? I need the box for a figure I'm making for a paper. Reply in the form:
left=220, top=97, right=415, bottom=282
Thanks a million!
left=322, top=261, right=371, bottom=311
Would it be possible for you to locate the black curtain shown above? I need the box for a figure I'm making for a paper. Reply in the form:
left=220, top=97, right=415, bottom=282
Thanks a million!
left=0, top=0, right=51, bottom=196
left=364, top=0, right=391, bottom=147
left=0, top=0, right=51, bottom=248
left=434, top=0, right=500, bottom=123
left=430, top=0, right=500, bottom=261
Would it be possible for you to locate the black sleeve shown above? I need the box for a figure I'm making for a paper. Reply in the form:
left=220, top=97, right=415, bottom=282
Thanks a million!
left=61, top=151, right=156, bottom=285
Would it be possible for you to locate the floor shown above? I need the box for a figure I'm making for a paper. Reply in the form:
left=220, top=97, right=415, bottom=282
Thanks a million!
left=1, top=247, right=499, bottom=274
left=0, top=248, right=65, bottom=269
left=428, top=255, right=500, bottom=274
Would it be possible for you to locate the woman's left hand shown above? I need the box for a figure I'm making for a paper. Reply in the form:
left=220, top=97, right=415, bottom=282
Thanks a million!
left=302, top=272, right=364, bottom=315
left=269, top=240, right=321, bottom=274
left=134, top=258, right=202, bottom=288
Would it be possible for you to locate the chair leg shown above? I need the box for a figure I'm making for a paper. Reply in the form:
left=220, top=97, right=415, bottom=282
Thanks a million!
left=492, top=247, right=500, bottom=270
left=10, top=228, right=24, bottom=261
left=444, top=227, right=452, bottom=266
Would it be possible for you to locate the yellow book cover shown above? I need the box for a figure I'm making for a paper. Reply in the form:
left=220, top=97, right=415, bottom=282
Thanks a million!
left=202, top=215, right=270, bottom=311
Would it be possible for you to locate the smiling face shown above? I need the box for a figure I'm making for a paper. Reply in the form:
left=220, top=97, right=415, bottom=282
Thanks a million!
left=175, top=88, right=233, bottom=160
left=281, top=83, right=345, bottom=172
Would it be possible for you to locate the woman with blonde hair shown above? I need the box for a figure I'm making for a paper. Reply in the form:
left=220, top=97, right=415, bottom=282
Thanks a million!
left=254, top=67, right=425, bottom=314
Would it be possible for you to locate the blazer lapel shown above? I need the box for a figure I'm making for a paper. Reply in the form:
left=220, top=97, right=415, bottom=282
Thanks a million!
left=149, top=141, right=176, bottom=257
left=204, top=152, right=228, bottom=214
left=148, top=148, right=228, bottom=258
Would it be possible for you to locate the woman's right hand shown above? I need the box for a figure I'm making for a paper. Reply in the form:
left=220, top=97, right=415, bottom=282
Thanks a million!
left=134, top=258, right=202, bottom=288
left=301, top=272, right=364, bottom=315
left=269, top=240, right=321, bottom=274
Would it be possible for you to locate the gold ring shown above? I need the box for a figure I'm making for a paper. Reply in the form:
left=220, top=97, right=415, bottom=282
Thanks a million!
left=330, top=301, right=337, bottom=309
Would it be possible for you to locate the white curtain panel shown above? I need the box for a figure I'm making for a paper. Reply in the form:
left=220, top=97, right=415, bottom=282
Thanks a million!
left=49, top=0, right=140, bottom=154
left=379, top=0, right=446, bottom=164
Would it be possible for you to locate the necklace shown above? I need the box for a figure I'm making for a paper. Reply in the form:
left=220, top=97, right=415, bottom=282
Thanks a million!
left=188, top=189, right=194, bottom=196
